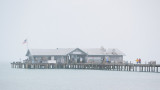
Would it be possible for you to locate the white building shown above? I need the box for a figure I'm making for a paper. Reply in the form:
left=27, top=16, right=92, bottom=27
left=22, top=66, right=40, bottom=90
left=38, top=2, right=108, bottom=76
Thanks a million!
left=25, top=47, right=125, bottom=64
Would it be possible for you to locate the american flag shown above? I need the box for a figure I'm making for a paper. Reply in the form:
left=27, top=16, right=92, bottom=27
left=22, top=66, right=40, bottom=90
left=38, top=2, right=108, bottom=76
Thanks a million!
left=23, top=39, right=27, bottom=44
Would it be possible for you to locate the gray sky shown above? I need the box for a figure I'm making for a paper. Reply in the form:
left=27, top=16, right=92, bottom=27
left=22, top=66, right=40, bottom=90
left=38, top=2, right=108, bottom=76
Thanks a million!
left=0, top=0, right=160, bottom=63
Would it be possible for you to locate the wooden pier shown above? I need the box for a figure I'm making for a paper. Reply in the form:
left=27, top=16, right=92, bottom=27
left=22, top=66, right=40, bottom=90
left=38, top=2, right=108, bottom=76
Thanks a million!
left=11, top=62, right=160, bottom=73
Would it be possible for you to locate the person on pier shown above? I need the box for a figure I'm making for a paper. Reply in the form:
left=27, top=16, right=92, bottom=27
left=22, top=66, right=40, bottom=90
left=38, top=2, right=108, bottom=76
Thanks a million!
left=136, top=58, right=139, bottom=64
left=139, top=58, right=141, bottom=64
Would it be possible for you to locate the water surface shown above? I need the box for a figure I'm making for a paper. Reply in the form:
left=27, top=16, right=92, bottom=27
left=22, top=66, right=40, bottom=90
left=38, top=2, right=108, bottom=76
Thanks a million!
left=0, top=62, right=160, bottom=90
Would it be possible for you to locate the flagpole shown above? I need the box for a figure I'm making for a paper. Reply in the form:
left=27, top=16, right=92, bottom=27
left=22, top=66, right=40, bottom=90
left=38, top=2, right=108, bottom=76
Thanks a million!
left=26, top=39, right=29, bottom=61
left=23, top=39, right=29, bottom=61
left=27, top=39, right=29, bottom=50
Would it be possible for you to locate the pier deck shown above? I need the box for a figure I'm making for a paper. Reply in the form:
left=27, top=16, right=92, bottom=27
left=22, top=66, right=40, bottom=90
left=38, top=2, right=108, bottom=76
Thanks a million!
left=11, top=62, right=160, bottom=73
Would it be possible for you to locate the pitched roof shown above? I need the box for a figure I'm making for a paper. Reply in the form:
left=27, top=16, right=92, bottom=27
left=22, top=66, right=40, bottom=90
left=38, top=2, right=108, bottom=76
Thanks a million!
left=82, top=48, right=106, bottom=55
left=28, top=48, right=75, bottom=56
left=106, top=48, right=125, bottom=56
left=27, top=48, right=125, bottom=56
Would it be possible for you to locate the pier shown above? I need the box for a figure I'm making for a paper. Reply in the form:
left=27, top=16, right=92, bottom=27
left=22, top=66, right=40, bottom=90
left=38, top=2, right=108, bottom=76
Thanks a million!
left=11, top=62, right=160, bottom=73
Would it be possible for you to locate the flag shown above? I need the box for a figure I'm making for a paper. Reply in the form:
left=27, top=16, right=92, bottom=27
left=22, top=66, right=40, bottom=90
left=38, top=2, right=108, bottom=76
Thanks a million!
left=23, top=39, right=27, bottom=44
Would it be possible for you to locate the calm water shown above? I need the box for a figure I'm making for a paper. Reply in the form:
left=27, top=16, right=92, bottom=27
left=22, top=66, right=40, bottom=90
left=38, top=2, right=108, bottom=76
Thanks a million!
left=0, top=62, right=160, bottom=90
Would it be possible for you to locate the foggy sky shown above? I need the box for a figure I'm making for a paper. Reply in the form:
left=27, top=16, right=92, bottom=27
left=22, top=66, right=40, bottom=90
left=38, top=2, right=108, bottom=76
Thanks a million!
left=0, top=0, right=160, bottom=63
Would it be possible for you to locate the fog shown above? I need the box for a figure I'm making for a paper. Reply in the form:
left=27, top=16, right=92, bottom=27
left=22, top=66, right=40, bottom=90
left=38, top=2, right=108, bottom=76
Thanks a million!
left=0, top=0, right=160, bottom=63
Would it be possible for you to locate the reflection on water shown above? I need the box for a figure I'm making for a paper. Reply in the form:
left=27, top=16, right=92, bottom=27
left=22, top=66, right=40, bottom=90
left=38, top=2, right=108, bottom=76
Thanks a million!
left=0, top=62, right=160, bottom=90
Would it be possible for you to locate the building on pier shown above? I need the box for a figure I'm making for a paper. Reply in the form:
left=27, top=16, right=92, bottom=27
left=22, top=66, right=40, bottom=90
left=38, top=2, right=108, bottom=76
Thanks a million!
left=24, top=47, right=125, bottom=64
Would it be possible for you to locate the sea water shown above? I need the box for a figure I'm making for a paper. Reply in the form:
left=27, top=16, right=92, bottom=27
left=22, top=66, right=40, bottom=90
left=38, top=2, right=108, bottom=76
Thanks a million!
left=0, top=62, right=160, bottom=90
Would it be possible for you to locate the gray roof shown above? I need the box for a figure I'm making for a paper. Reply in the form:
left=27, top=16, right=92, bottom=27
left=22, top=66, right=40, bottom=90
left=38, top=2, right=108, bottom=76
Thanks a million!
left=106, top=48, right=125, bottom=56
left=27, top=48, right=125, bottom=56
left=82, top=48, right=106, bottom=55
left=28, top=48, right=75, bottom=56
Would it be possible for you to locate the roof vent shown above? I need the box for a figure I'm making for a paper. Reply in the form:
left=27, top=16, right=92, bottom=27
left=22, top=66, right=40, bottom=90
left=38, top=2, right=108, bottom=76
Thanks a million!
left=100, top=46, right=106, bottom=52
left=112, top=49, right=117, bottom=55
left=112, top=49, right=115, bottom=52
